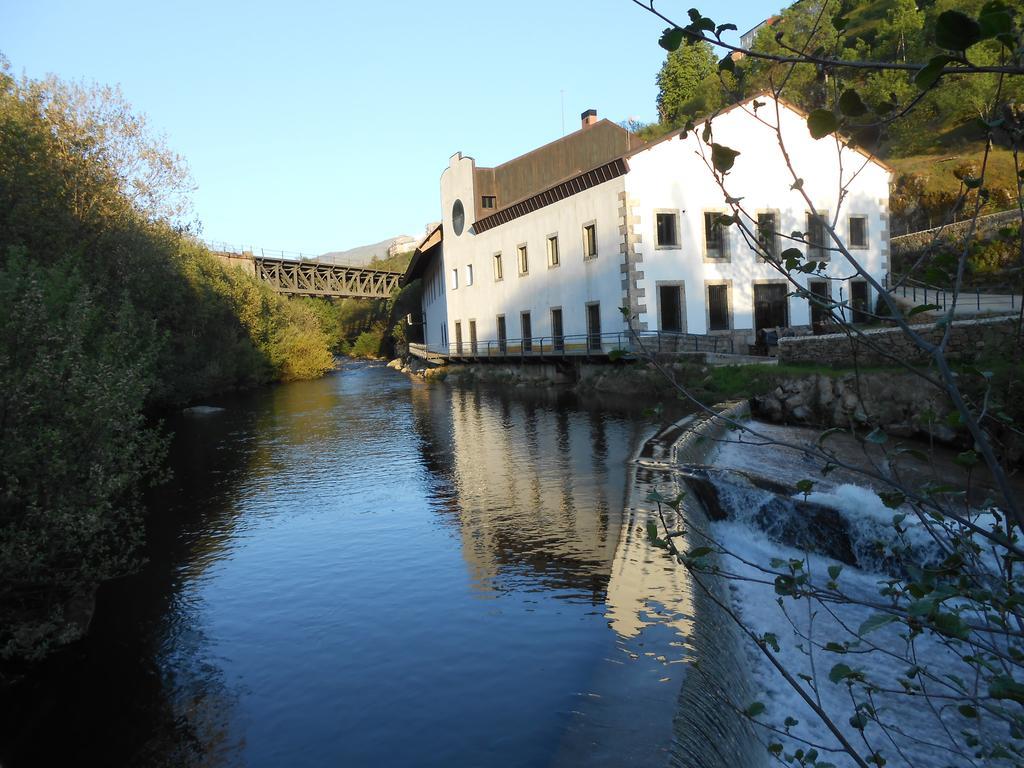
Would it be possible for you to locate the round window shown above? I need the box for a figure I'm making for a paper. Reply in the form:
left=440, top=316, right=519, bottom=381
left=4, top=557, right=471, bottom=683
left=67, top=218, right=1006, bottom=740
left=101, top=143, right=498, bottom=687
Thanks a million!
left=452, top=199, right=465, bottom=237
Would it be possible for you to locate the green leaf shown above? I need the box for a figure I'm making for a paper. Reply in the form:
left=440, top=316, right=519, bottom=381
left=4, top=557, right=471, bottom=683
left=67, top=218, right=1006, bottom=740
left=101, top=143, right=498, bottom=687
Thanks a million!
left=929, top=614, right=966, bottom=643
left=745, top=701, right=766, bottom=718
left=807, top=109, right=838, bottom=139
left=828, top=564, right=843, bottom=580
left=761, top=632, right=780, bottom=652
left=795, top=479, right=815, bottom=495
left=987, top=675, right=1024, bottom=703
left=711, top=143, right=740, bottom=172
left=865, top=427, right=888, bottom=444
left=687, top=546, right=713, bottom=559
left=878, top=491, right=905, bottom=509
left=908, top=303, right=940, bottom=316
left=784, top=716, right=799, bottom=727
left=646, top=518, right=660, bottom=543
left=914, top=55, right=953, bottom=90
left=979, top=2, right=1013, bottom=39
left=828, top=663, right=855, bottom=683
left=659, top=26, right=685, bottom=51
left=832, top=12, right=848, bottom=31
left=908, top=598, right=936, bottom=617
left=715, top=22, right=738, bottom=37
left=934, top=10, right=982, bottom=51
left=718, top=54, right=735, bottom=73
left=838, top=89, right=868, bottom=117
left=817, top=427, right=847, bottom=445
left=958, top=704, right=978, bottom=718
left=859, top=613, right=898, bottom=636
left=955, top=450, right=979, bottom=468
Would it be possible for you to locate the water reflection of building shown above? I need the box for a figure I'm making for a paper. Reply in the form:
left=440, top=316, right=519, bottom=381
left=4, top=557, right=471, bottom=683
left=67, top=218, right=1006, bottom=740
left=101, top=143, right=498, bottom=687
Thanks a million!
left=410, top=384, right=642, bottom=598
left=409, top=382, right=695, bottom=643
left=605, top=463, right=695, bottom=641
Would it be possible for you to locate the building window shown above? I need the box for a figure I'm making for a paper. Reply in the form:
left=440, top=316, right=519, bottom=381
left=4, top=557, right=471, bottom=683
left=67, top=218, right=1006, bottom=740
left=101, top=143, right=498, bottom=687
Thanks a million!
left=850, top=280, right=870, bottom=323
left=547, top=234, right=560, bottom=267
left=583, top=223, right=597, bottom=259
left=848, top=215, right=868, bottom=249
left=703, top=212, right=729, bottom=260
left=586, top=302, right=601, bottom=351
left=754, top=283, right=789, bottom=331
left=659, top=284, right=684, bottom=332
left=707, top=284, right=730, bottom=331
left=757, top=212, right=778, bottom=260
left=469, top=319, right=477, bottom=354
left=521, top=311, right=533, bottom=353
left=518, top=244, right=529, bottom=275
left=551, top=308, right=564, bottom=352
left=806, top=211, right=830, bottom=259
left=465, top=264, right=474, bottom=286
left=496, top=315, right=507, bottom=353
left=655, top=211, right=680, bottom=248
left=493, top=252, right=503, bottom=281
left=451, top=268, right=458, bottom=290
left=454, top=321, right=462, bottom=354
left=481, top=195, right=496, bottom=209
left=809, top=279, right=831, bottom=332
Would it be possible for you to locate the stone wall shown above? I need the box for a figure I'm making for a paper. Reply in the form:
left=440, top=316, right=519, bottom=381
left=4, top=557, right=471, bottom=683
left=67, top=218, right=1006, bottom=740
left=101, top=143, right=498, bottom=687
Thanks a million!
left=778, top=315, right=1020, bottom=366
left=891, top=209, right=1019, bottom=258
left=753, top=371, right=961, bottom=443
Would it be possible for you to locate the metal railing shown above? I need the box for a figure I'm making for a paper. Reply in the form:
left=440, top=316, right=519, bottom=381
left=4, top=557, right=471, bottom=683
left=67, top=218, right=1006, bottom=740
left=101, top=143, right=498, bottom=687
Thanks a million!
left=887, top=275, right=1019, bottom=314
left=412, top=329, right=735, bottom=361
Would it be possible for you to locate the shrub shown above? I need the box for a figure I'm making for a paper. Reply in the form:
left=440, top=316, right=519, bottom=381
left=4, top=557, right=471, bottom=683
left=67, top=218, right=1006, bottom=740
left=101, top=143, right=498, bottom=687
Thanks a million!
left=350, top=328, right=385, bottom=359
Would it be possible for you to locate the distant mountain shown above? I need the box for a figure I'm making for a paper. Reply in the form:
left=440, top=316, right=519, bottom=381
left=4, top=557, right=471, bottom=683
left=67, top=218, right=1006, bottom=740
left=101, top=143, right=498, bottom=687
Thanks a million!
left=320, top=235, right=417, bottom=267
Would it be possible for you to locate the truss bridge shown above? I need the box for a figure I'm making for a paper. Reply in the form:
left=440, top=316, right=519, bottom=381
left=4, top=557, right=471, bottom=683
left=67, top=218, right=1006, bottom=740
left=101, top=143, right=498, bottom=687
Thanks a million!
left=251, top=255, right=402, bottom=299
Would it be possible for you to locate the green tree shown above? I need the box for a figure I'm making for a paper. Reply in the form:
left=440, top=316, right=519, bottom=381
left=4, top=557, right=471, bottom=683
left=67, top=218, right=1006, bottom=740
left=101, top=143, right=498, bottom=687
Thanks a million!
left=0, top=57, right=339, bottom=661
left=656, top=41, right=717, bottom=124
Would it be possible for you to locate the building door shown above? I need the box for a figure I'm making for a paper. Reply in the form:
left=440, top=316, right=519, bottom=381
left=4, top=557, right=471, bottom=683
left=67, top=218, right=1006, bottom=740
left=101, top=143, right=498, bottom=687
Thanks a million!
left=469, top=320, right=477, bottom=354
left=586, top=303, right=601, bottom=351
left=809, top=280, right=830, bottom=332
left=454, top=321, right=462, bottom=354
left=496, top=315, right=507, bottom=354
left=551, top=308, right=564, bottom=352
left=753, top=284, right=789, bottom=331
left=850, top=281, right=869, bottom=324
left=521, top=312, right=532, bottom=353
left=659, top=285, right=683, bottom=332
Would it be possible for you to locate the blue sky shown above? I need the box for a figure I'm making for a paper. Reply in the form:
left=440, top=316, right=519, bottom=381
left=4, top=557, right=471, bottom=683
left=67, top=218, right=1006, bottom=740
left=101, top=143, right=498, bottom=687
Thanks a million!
left=2, top=0, right=772, bottom=254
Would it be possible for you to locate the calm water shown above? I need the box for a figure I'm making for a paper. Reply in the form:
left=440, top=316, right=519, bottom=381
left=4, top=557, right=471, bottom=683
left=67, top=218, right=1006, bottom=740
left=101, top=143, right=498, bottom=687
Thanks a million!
left=2, top=362, right=705, bottom=767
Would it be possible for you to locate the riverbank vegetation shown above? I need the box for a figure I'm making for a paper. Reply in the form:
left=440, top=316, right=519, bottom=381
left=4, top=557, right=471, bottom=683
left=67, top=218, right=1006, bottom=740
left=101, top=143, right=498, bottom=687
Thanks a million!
left=0, top=60, right=339, bottom=661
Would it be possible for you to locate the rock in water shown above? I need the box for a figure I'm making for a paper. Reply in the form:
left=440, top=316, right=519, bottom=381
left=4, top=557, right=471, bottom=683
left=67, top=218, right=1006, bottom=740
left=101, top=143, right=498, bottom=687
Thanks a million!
left=183, top=405, right=226, bottom=416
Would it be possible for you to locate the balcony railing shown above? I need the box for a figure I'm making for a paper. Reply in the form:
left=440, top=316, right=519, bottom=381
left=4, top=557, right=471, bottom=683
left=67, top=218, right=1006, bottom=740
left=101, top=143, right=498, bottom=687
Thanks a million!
left=409, top=330, right=734, bottom=361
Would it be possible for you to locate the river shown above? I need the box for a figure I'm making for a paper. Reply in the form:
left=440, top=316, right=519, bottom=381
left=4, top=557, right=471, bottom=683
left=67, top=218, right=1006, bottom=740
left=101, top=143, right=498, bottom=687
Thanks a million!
left=2, top=361, right=717, bottom=767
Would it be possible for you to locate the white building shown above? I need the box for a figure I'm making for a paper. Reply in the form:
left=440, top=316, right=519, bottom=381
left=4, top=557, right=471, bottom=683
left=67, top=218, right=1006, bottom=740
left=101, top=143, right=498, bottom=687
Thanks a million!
left=405, top=94, right=891, bottom=358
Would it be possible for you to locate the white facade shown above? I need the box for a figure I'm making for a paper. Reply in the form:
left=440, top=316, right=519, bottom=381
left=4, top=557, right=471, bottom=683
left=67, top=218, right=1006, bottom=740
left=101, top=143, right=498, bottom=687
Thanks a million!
left=419, top=96, right=891, bottom=354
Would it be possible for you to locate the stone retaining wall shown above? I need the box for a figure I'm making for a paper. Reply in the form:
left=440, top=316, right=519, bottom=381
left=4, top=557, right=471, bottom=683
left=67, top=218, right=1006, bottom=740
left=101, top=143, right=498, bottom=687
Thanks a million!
left=778, top=315, right=1020, bottom=366
left=891, top=209, right=1019, bottom=257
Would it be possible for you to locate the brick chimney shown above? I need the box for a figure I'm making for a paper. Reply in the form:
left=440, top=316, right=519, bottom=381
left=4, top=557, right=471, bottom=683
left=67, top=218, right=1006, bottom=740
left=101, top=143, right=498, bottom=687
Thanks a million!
left=581, top=109, right=598, bottom=129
